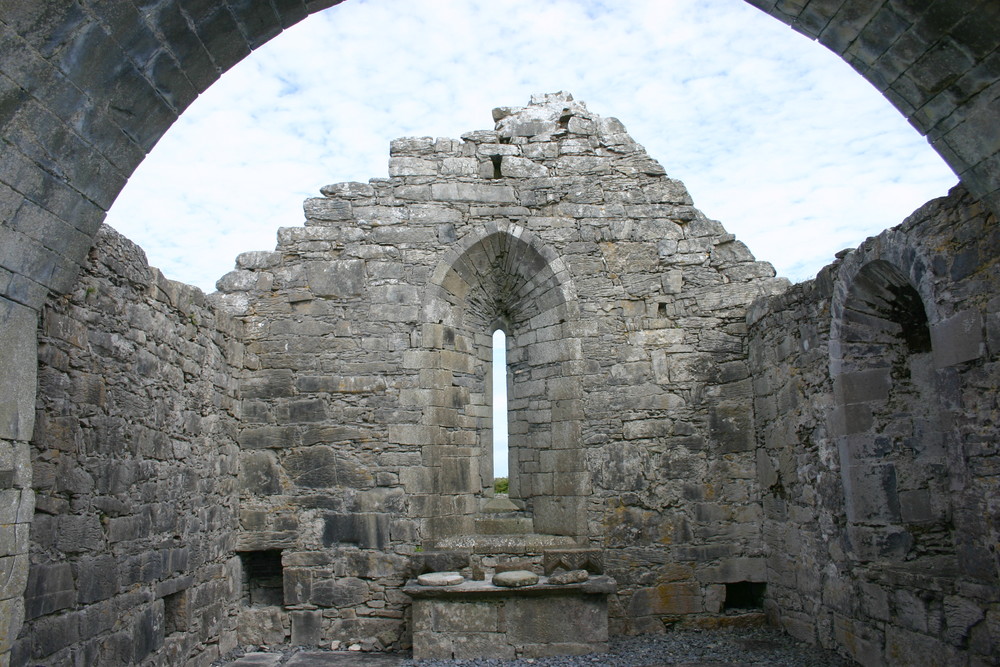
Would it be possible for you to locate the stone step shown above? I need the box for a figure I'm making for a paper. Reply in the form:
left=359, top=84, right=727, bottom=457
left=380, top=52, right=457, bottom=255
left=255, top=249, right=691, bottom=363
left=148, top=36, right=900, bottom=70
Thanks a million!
left=481, top=496, right=521, bottom=513
left=474, top=515, right=534, bottom=535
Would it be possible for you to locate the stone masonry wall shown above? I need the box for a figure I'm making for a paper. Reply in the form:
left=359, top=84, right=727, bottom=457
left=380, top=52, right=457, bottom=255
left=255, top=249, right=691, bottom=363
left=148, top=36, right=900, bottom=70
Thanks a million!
left=748, top=184, right=1000, bottom=665
left=0, top=297, right=38, bottom=663
left=14, top=92, right=1000, bottom=665
left=0, top=3, right=997, bottom=662
left=19, top=226, right=245, bottom=666
left=214, top=93, right=789, bottom=647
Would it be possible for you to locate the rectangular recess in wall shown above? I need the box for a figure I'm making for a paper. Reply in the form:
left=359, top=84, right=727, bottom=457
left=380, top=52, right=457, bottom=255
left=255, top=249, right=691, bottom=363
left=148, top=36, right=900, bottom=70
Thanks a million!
left=239, top=549, right=284, bottom=606
left=163, top=589, right=189, bottom=635
left=723, top=581, right=766, bottom=610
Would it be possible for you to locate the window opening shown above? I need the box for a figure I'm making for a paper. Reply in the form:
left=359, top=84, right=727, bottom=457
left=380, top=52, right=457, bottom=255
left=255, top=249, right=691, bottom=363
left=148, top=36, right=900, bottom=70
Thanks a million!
left=492, top=328, right=509, bottom=493
left=489, top=154, right=503, bottom=179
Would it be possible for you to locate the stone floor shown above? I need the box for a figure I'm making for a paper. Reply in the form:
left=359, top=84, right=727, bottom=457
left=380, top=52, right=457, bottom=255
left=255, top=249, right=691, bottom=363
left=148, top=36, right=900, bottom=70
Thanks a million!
left=222, top=653, right=848, bottom=667
left=219, top=628, right=856, bottom=667
left=225, top=652, right=407, bottom=666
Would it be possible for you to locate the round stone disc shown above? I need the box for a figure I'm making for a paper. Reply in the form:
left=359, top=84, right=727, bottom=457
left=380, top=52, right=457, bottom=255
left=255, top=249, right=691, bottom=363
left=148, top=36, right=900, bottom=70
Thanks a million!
left=492, top=570, right=539, bottom=587
left=417, top=571, right=464, bottom=586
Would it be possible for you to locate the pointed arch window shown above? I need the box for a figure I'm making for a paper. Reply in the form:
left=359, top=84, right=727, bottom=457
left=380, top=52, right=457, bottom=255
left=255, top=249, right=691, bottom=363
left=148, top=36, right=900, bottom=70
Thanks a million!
left=421, top=225, right=587, bottom=543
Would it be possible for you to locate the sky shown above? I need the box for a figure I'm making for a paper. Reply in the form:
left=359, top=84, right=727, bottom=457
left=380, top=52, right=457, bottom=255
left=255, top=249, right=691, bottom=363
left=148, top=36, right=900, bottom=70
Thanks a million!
left=105, top=0, right=958, bottom=295
left=103, top=0, right=959, bottom=477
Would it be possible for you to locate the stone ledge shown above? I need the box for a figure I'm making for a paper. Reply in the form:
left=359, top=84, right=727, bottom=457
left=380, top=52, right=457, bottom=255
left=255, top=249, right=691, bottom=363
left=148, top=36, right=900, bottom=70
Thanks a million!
left=403, top=574, right=616, bottom=599
left=431, top=533, right=584, bottom=554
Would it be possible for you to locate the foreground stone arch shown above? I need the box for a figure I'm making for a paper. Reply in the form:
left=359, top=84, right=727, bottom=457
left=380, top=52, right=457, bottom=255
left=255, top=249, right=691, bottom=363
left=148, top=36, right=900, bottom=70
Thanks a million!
left=0, top=1, right=998, bottom=663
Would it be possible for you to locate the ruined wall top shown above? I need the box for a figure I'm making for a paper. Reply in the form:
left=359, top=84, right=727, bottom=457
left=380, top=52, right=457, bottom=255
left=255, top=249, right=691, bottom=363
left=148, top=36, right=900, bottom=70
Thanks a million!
left=381, top=90, right=670, bottom=184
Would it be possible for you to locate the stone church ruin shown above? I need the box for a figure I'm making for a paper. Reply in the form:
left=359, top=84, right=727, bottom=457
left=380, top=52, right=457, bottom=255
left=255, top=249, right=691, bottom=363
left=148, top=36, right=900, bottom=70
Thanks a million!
left=1, top=2, right=999, bottom=665
left=13, top=89, right=999, bottom=665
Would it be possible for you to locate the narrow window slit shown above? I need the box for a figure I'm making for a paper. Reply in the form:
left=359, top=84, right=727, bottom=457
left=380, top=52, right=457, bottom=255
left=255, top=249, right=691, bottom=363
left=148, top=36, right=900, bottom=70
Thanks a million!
left=490, top=154, right=503, bottom=179
left=492, top=329, right=509, bottom=493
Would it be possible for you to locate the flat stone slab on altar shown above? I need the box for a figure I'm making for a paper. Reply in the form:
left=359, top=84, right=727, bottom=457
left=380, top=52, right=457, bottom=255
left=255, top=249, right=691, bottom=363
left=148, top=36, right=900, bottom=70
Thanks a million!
left=417, top=571, right=464, bottom=586
left=492, top=570, right=539, bottom=587
left=403, top=574, right=616, bottom=599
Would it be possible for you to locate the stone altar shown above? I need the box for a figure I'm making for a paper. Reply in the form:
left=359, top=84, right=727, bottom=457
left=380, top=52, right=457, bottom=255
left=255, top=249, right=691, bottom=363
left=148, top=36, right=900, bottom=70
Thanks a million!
left=405, top=574, right=616, bottom=660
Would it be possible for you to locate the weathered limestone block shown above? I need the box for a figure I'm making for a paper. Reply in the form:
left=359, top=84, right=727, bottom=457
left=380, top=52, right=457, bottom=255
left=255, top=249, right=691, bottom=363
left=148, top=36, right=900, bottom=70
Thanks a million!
left=284, top=447, right=373, bottom=489
left=238, top=425, right=299, bottom=449
left=629, top=582, right=703, bottom=616
left=303, top=197, right=353, bottom=221
left=239, top=451, right=281, bottom=495
left=311, top=576, right=369, bottom=607
left=74, top=555, right=119, bottom=603
left=56, top=514, right=103, bottom=553
left=238, top=607, right=286, bottom=646
left=388, top=157, right=437, bottom=177
left=709, top=402, right=754, bottom=453
left=695, top=558, right=766, bottom=584
left=322, top=513, right=390, bottom=550
left=501, top=156, right=548, bottom=178
left=931, top=308, right=984, bottom=367
left=290, top=610, right=323, bottom=646
left=430, top=182, right=517, bottom=203
left=440, top=157, right=478, bottom=176
left=305, top=259, right=366, bottom=297
left=390, top=137, right=435, bottom=155
left=23, top=562, right=75, bottom=619
left=0, top=299, right=36, bottom=440
left=406, top=575, right=614, bottom=659
left=240, top=370, right=295, bottom=400
left=320, top=182, right=375, bottom=199
left=0, top=555, right=27, bottom=605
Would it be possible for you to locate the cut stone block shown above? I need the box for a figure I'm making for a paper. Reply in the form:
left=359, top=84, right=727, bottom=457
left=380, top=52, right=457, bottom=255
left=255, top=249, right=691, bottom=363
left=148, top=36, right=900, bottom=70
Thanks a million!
left=417, top=572, right=464, bottom=587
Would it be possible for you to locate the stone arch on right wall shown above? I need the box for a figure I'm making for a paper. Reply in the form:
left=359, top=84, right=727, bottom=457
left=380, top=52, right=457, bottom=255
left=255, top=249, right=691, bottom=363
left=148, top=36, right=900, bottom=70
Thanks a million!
left=829, top=243, right=959, bottom=565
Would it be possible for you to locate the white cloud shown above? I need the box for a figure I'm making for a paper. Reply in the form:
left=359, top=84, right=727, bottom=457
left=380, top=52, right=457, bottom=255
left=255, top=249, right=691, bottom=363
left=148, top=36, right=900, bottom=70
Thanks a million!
left=105, top=0, right=957, bottom=293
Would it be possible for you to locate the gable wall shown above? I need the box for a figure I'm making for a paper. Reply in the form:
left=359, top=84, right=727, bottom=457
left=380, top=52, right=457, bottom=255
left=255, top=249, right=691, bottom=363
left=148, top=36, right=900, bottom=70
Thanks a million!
left=215, top=96, right=786, bottom=644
